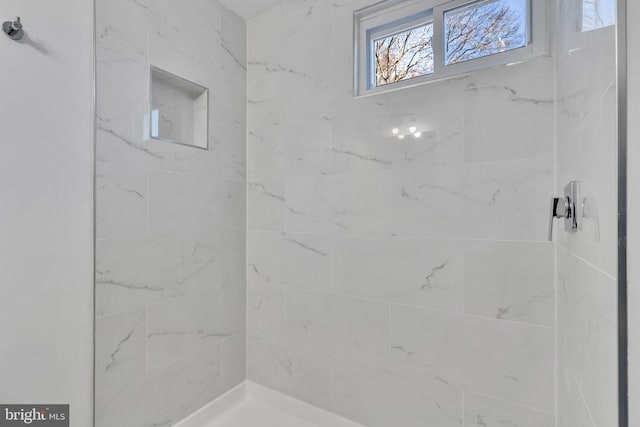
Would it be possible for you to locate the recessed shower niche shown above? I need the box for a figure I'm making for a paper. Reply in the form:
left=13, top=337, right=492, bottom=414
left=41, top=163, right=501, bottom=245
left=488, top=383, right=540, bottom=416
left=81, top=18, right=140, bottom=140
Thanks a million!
left=150, top=66, right=209, bottom=149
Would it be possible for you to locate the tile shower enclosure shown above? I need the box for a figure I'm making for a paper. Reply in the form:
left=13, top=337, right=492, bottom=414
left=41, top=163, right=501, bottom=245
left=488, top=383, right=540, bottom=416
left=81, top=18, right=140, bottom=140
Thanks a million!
left=94, top=0, right=617, bottom=426
left=94, top=0, right=246, bottom=425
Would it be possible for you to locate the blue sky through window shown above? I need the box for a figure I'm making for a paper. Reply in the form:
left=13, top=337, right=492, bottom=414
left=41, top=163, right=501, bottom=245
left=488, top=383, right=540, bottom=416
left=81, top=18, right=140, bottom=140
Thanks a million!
left=368, top=0, right=537, bottom=91
left=374, top=22, right=434, bottom=87
left=444, top=0, right=527, bottom=65
left=581, top=0, right=615, bottom=32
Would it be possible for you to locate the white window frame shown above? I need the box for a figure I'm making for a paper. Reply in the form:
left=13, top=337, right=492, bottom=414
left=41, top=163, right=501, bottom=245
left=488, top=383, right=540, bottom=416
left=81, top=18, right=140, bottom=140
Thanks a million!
left=367, top=9, right=435, bottom=91
left=354, top=0, right=549, bottom=97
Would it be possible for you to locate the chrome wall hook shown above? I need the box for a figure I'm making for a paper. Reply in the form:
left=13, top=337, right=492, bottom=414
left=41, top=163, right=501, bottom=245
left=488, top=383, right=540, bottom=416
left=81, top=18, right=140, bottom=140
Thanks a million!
left=3, top=17, right=24, bottom=41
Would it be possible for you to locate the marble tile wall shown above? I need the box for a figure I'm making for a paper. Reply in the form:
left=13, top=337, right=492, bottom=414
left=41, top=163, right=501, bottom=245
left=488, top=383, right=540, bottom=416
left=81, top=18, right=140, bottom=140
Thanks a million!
left=91, top=0, right=621, bottom=425
left=94, top=0, right=247, bottom=426
left=247, top=1, right=556, bottom=425
left=555, top=1, right=619, bottom=426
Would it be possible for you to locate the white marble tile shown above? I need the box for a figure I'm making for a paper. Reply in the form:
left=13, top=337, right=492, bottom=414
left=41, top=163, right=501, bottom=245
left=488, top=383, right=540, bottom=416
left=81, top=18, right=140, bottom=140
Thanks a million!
left=147, top=292, right=230, bottom=370
left=464, top=392, right=553, bottom=427
left=192, top=119, right=247, bottom=180
left=96, top=0, right=246, bottom=178
left=555, top=2, right=619, bottom=426
left=243, top=5, right=564, bottom=426
left=202, top=0, right=246, bottom=27
left=328, top=1, right=361, bottom=97
left=285, top=173, right=392, bottom=235
left=327, top=295, right=389, bottom=366
left=97, top=86, right=246, bottom=179
left=557, top=83, right=617, bottom=277
left=284, top=289, right=333, bottom=350
left=285, top=290, right=390, bottom=366
left=281, top=86, right=333, bottom=177
left=210, top=65, right=247, bottom=130
left=219, top=283, right=246, bottom=336
left=248, top=180, right=286, bottom=231
left=280, top=2, right=332, bottom=86
left=331, top=82, right=463, bottom=174
left=247, top=11, right=288, bottom=71
left=96, top=1, right=247, bottom=425
left=247, top=61, right=286, bottom=181
left=220, top=333, right=246, bottom=392
left=248, top=282, right=286, bottom=338
left=95, top=347, right=222, bottom=427
left=146, top=5, right=225, bottom=87
left=386, top=165, right=465, bottom=238
left=561, top=330, right=617, bottom=427
left=284, top=176, right=338, bottom=234
left=333, top=236, right=463, bottom=311
left=557, top=249, right=617, bottom=427
left=247, top=124, right=284, bottom=181
left=148, top=171, right=245, bottom=235
left=470, top=393, right=554, bottom=427
left=247, top=335, right=332, bottom=410
left=557, top=248, right=616, bottom=339
left=389, top=305, right=554, bottom=411
left=96, top=162, right=147, bottom=239
left=463, top=241, right=554, bottom=326
left=247, top=48, right=286, bottom=104
left=248, top=3, right=335, bottom=179
left=462, top=158, right=554, bottom=241
left=95, top=309, right=146, bottom=394
left=96, top=6, right=150, bottom=94
left=331, top=356, right=462, bottom=427
left=95, top=234, right=222, bottom=316
left=219, top=231, right=247, bottom=286
left=217, top=13, right=247, bottom=77
left=247, top=232, right=332, bottom=292
left=96, top=86, right=158, bottom=168
left=280, top=118, right=333, bottom=177
left=97, top=2, right=235, bottom=172
left=557, top=348, right=598, bottom=427
left=247, top=2, right=287, bottom=31
left=556, top=38, right=616, bottom=145
left=463, top=62, right=554, bottom=163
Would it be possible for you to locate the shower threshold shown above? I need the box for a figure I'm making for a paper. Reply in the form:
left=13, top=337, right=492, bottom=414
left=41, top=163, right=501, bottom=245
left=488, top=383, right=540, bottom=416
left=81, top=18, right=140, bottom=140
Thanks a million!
left=174, top=381, right=364, bottom=427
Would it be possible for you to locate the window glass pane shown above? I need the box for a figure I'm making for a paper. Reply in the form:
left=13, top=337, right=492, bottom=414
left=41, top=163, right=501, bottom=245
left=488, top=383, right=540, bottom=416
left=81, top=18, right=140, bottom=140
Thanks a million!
left=581, top=0, right=615, bottom=32
left=444, top=0, right=527, bottom=66
left=374, top=22, right=434, bottom=87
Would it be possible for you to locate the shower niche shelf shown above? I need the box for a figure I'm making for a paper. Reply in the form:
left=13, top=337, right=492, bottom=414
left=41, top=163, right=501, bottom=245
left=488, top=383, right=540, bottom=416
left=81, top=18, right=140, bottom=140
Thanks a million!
left=150, top=66, right=209, bottom=149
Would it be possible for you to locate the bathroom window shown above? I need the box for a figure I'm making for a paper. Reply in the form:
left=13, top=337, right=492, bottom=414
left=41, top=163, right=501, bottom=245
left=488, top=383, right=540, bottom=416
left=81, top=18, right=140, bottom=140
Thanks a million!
left=354, top=0, right=548, bottom=96
left=580, top=0, right=615, bottom=32
left=444, top=0, right=528, bottom=65
left=370, top=11, right=434, bottom=88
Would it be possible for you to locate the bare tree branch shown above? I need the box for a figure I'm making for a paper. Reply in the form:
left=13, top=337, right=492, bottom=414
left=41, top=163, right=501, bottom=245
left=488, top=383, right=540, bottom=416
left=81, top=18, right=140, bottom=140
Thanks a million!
left=374, top=0, right=525, bottom=87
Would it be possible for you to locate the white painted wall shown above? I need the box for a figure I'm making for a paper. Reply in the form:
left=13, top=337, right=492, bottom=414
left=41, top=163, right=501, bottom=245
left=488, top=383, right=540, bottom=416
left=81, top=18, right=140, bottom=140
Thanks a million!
left=0, top=1, right=94, bottom=426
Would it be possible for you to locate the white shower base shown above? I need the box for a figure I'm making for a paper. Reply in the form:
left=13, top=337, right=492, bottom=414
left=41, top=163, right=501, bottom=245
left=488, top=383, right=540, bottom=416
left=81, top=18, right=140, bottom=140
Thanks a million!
left=174, top=381, right=364, bottom=427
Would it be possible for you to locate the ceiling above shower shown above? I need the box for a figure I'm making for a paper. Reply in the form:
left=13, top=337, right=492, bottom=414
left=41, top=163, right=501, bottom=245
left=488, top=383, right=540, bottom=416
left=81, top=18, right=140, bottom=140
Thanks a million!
left=219, top=0, right=284, bottom=20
